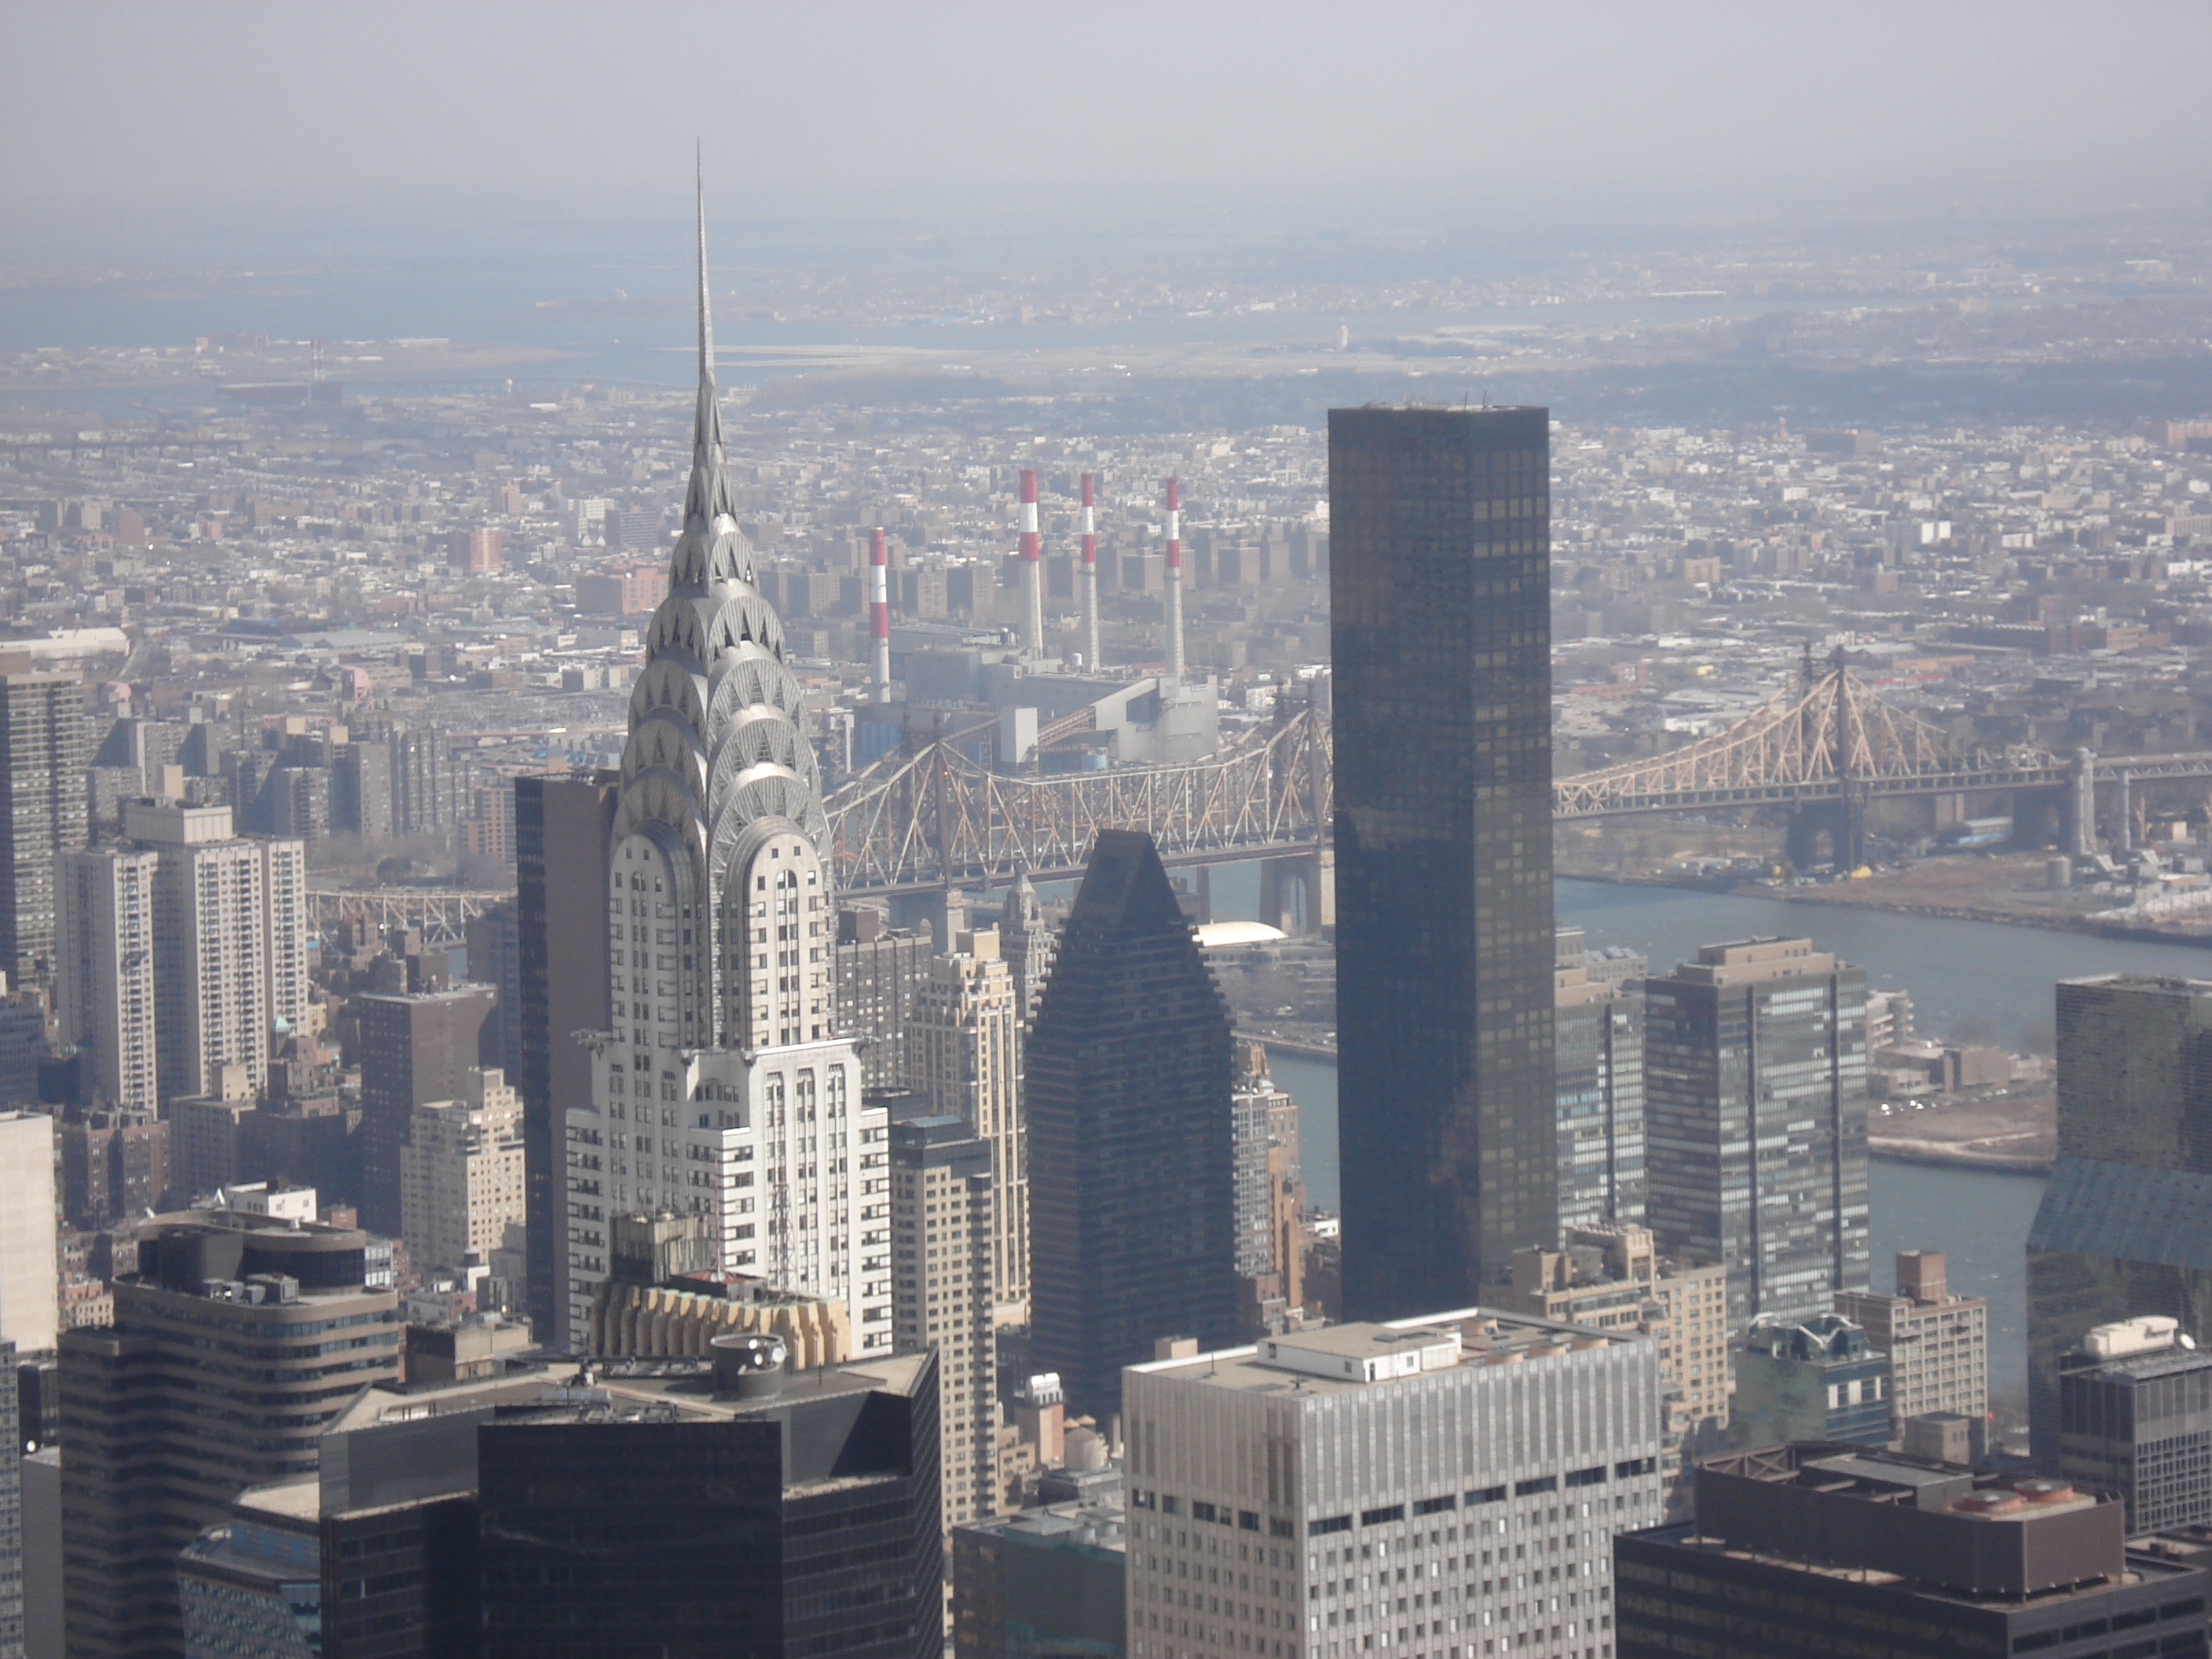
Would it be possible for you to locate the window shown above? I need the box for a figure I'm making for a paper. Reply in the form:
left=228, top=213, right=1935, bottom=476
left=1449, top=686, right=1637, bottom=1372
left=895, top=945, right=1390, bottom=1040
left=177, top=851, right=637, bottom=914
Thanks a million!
left=1413, top=1495, right=1457, bottom=1515
left=1361, top=1504, right=1404, bottom=1527
left=1513, top=1477, right=1556, bottom=1498
left=1309, top=1515, right=1352, bottom=1537
left=1565, top=1467, right=1608, bottom=1489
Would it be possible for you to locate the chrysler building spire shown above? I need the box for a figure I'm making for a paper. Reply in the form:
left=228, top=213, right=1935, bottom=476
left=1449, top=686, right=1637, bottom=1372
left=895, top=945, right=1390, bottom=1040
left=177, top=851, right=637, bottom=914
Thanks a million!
left=568, top=162, right=884, bottom=1347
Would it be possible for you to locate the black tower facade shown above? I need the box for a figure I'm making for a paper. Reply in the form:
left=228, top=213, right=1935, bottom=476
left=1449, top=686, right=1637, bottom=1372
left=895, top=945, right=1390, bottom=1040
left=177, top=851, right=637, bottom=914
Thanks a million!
left=1027, top=830, right=1240, bottom=1418
left=1330, top=405, right=1557, bottom=1321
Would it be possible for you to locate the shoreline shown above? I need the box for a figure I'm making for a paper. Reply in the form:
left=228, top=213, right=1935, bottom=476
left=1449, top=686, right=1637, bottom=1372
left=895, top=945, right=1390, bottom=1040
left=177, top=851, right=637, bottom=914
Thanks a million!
left=1558, top=868, right=2212, bottom=950
left=1259, top=1035, right=2051, bottom=1179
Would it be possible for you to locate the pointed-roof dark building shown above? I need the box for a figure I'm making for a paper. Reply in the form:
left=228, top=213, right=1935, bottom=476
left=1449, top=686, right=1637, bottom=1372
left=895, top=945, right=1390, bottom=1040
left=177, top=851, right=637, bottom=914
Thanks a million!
left=1026, top=830, right=1240, bottom=1419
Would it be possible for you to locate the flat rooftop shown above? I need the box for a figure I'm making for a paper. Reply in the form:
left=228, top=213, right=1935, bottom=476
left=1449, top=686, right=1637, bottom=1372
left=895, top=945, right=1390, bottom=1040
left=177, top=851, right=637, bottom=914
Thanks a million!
left=1130, top=1308, right=1639, bottom=1398
left=1632, top=1522, right=2201, bottom=1611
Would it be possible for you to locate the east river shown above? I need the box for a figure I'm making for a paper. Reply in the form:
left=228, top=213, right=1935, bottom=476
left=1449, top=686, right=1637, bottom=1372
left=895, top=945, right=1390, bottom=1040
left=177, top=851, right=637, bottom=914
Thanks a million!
left=999, top=862, right=2212, bottom=1402
left=1245, top=875, right=2212, bottom=1405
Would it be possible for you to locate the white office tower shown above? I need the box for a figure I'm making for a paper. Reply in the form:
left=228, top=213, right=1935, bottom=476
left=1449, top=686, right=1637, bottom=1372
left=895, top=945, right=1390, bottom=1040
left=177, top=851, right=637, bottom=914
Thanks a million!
left=58, top=800, right=307, bottom=1111
left=564, top=175, right=891, bottom=1352
left=1122, top=1311, right=1664, bottom=1659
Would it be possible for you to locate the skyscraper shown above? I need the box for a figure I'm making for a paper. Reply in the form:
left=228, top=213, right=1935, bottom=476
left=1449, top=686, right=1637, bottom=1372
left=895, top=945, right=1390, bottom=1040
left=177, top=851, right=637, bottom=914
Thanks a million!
left=906, top=926, right=1025, bottom=1316
left=1123, top=1310, right=1664, bottom=1659
left=355, top=985, right=495, bottom=1238
left=400, top=1067, right=527, bottom=1277
left=1643, top=937, right=1871, bottom=1324
left=0, top=671, right=89, bottom=987
left=562, top=175, right=890, bottom=1352
left=59, top=1209, right=401, bottom=1659
left=2058, top=1316, right=2212, bottom=1535
left=998, top=870, right=1058, bottom=1027
left=515, top=770, right=617, bottom=1348
left=2029, top=974, right=2212, bottom=1469
left=1329, top=404, right=1557, bottom=1320
left=892, top=1114, right=998, bottom=1530
left=56, top=800, right=307, bottom=1112
left=1555, top=931, right=1646, bottom=1232
left=1027, top=829, right=1239, bottom=1419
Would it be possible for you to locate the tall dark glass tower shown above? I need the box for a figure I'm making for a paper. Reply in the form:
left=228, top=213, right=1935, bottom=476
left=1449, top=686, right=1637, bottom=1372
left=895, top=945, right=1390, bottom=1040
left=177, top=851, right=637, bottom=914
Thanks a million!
left=2029, top=973, right=2212, bottom=1470
left=1330, top=405, right=1557, bottom=1321
left=1027, top=830, right=1240, bottom=1418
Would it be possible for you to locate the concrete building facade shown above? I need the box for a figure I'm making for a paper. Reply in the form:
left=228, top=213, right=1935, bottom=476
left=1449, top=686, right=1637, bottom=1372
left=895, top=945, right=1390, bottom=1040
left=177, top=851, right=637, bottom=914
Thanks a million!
left=57, top=802, right=306, bottom=1113
left=906, top=928, right=1026, bottom=1316
left=399, top=1067, right=527, bottom=1276
left=1835, top=1250, right=1988, bottom=1441
left=0, top=1112, right=58, bottom=1359
left=1508, top=1223, right=1729, bottom=1503
left=1123, top=1310, right=1664, bottom=1659
left=892, top=1114, right=1000, bottom=1533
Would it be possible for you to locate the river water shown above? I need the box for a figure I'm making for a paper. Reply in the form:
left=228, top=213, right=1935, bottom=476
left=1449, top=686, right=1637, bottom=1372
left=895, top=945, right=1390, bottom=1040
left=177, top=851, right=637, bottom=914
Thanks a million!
left=1248, top=876, right=2212, bottom=1404
left=997, top=863, right=2212, bottom=1401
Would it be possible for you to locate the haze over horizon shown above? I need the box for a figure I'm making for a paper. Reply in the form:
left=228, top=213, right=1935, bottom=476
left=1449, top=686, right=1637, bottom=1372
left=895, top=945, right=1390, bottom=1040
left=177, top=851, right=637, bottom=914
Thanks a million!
left=6, top=0, right=2210, bottom=269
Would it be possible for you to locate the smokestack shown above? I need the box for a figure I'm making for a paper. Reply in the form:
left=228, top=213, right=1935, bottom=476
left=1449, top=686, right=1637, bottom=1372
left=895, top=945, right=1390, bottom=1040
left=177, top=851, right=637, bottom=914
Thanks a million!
left=870, top=526, right=892, bottom=701
left=1081, top=471, right=1101, bottom=671
left=1163, top=476, right=1185, bottom=683
left=1020, top=468, right=1044, bottom=658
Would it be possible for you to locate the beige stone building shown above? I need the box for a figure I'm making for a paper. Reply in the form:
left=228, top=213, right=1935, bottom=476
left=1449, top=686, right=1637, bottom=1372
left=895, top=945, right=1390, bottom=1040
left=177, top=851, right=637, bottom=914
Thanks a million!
left=400, top=1067, right=526, bottom=1275
left=906, top=926, right=1026, bottom=1318
left=1509, top=1221, right=1731, bottom=1505
left=892, top=1113, right=999, bottom=1531
left=1837, top=1248, right=1989, bottom=1439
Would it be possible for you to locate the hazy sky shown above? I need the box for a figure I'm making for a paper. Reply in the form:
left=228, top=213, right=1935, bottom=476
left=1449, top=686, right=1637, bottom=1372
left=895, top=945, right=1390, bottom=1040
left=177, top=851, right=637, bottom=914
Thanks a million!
left=6, top=1, right=2210, bottom=256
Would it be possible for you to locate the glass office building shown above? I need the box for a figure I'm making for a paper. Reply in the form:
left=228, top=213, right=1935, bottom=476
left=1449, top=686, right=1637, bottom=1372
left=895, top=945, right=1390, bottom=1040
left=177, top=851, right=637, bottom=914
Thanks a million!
left=1329, top=405, right=1557, bottom=1320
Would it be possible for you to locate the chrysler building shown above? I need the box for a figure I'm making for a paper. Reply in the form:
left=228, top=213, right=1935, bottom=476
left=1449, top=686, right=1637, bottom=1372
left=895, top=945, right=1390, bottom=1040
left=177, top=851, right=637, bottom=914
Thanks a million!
left=564, top=171, right=890, bottom=1346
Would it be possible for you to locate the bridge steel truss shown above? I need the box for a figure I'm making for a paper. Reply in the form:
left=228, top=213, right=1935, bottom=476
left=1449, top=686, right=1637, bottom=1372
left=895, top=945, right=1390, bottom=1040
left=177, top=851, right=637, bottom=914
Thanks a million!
left=308, top=888, right=510, bottom=949
left=825, top=704, right=1333, bottom=895
left=1553, top=662, right=2071, bottom=821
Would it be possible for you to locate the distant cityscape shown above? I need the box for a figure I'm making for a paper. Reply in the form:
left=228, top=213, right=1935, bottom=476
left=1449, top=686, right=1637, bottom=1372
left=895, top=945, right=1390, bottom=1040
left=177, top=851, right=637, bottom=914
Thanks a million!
left=3, top=185, right=2212, bottom=1659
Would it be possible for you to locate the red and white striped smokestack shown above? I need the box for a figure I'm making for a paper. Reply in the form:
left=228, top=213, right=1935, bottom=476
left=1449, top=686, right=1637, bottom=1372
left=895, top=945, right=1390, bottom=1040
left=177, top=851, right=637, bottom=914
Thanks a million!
left=870, top=526, right=892, bottom=701
left=1080, top=472, right=1101, bottom=671
left=1164, top=475, right=1185, bottom=682
left=1020, top=467, right=1044, bottom=657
